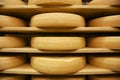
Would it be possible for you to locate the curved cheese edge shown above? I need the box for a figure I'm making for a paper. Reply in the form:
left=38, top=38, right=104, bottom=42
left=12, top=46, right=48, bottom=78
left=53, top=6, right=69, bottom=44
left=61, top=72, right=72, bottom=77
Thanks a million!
left=89, top=56, right=120, bottom=71
left=31, top=56, right=86, bottom=74
left=89, top=75, right=120, bottom=80
left=88, top=0, right=120, bottom=5
left=0, top=15, right=26, bottom=27
left=32, top=76, right=85, bottom=80
left=0, top=0, right=25, bottom=5
left=88, top=15, right=120, bottom=27
left=88, top=37, right=120, bottom=49
left=28, top=0, right=82, bottom=5
left=31, top=37, right=85, bottom=50
left=0, top=55, right=26, bottom=70
left=0, top=37, right=25, bottom=48
left=30, top=13, right=85, bottom=27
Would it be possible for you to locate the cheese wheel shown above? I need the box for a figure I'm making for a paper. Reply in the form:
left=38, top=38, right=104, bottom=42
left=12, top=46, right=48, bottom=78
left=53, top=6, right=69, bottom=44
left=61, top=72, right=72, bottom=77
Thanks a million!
left=88, top=15, right=120, bottom=27
left=31, top=56, right=86, bottom=74
left=31, top=37, right=85, bottom=50
left=0, top=37, right=25, bottom=48
left=88, top=0, right=120, bottom=5
left=89, top=75, right=120, bottom=80
left=28, top=0, right=82, bottom=5
left=88, top=37, right=120, bottom=49
left=30, top=13, right=85, bottom=27
left=0, top=15, right=26, bottom=27
left=0, top=55, right=26, bottom=70
left=89, top=56, right=120, bottom=71
left=32, top=76, right=85, bottom=80
left=0, top=75, right=26, bottom=80
left=0, top=0, right=25, bottom=5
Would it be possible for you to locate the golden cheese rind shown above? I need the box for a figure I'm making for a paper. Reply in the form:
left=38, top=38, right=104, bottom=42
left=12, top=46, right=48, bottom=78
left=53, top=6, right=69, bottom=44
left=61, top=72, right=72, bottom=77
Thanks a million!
left=30, top=13, right=85, bottom=27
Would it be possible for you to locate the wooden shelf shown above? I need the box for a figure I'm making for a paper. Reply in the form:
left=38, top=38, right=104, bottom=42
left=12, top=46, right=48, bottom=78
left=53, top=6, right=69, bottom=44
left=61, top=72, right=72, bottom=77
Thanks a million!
left=0, top=64, right=118, bottom=75
left=0, top=5, right=120, bottom=19
left=0, top=48, right=120, bottom=54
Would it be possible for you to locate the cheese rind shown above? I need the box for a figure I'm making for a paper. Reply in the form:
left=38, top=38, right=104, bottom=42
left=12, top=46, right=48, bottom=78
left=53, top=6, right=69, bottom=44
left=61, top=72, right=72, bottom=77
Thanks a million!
left=88, top=37, right=120, bottom=49
left=31, top=56, right=86, bottom=74
left=30, top=13, right=85, bottom=27
left=28, top=0, right=82, bottom=5
left=0, top=0, right=25, bottom=5
left=88, top=0, right=120, bottom=5
left=31, top=37, right=85, bottom=50
left=89, top=75, right=120, bottom=80
left=89, top=56, right=120, bottom=71
left=0, top=37, right=25, bottom=48
left=32, top=76, right=85, bottom=80
left=88, top=15, right=120, bottom=27
left=0, top=55, right=26, bottom=70
left=0, top=15, right=26, bottom=27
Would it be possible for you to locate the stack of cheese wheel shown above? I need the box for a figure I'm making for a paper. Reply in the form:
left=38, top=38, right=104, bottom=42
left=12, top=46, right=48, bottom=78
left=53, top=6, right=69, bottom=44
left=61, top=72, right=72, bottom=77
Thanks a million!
left=88, top=55, right=120, bottom=71
left=88, top=15, right=120, bottom=27
left=32, top=76, right=86, bottom=80
left=0, top=36, right=25, bottom=48
left=0, top=0, right=25, bottom=5
left=31, top=37, right=85, bottom=50
left=89, top=75, right=120, bottom=80
left=88, top=0, right=120, bottom=5
left=88, top=36, right=120, bottom=49
left=30, top=13, right=85, bottom=28
left=0, top=75, right=26, bottom=80
left=0, top=15, right=26, bottom=27
left=28, top=0, right=82, bottom=5
left=0, top=54, right=26, bottom=70
left=31, top=56, right=86, bottom=74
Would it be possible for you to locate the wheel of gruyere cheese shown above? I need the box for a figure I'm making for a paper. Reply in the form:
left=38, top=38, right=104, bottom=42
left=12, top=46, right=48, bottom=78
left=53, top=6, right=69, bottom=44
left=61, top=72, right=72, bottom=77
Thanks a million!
left=88, top=0, right=120, bottom=5
left=30, top=13, right=85, bottom=27
left=88, top=37, right=120, bottom=49
left=89, top=75, right=120, bottom=80
left=31, top=37, right=85, bottom=50
left=0, top=55, right=26, bottom=70
left=89, top=55, right=120, bottom=71
left=0, top=37, right=25, bottom=48
left=88, top=15, right=120, bottom=27
left=28, top=0, right=82, bottom=5
left=0, top=0, right=25, bottom=5
left=0, top=15, right=26, bottom=27
left=32, top=76, right=85, bottom=80
left=31, top=56, right=86, bottom=74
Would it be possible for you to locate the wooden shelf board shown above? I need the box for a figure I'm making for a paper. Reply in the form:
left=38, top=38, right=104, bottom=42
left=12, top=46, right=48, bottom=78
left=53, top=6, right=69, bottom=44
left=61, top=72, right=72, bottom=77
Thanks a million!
left=0, top=5, right=120, bottom=19
left=0, top=64, right=118, bottom=75
left=0, top=48, right=120, bottom=53
left=0, top=27, right=120, bottom=33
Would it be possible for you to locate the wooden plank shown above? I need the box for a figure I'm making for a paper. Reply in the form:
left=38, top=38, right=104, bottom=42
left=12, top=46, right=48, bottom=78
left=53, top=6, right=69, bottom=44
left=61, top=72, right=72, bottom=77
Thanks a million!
left=0, top=27, right=120, bottom=33
left=0, top=5, right=119, bottom=19
left=0, top=64, right=118, bottom=75
left=0, top=48, right=120, bottom=54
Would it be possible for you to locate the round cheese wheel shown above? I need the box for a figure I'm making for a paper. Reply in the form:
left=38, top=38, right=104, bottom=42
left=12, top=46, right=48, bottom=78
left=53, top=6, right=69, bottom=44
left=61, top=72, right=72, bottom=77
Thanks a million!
left=0, top=15, right=26, bottom=27
left=0, top=55, right=26, bottom=70
left=0, top=75, right=26, bottom=80
left=88, top=37, right=120, bottom=49
left=31, top=56, right=86, bottom=74
left=32, top=76, right=85, bottom=80
left=30, top=13, right=85, bottom=27
left=31, top=37, right=85, bottom=50
left=28, top=0, right=82, bottom=5
left=88, top=0, right=120, bottom=5
left=0, top=37, right=25, bottom=48
left=89, top=56, right=120, bottom=71
left=89, top=75, right=120, bottom=80
left=88, top=15, right=120, bottom=27
left=0, top=0, right=25, bottom=5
